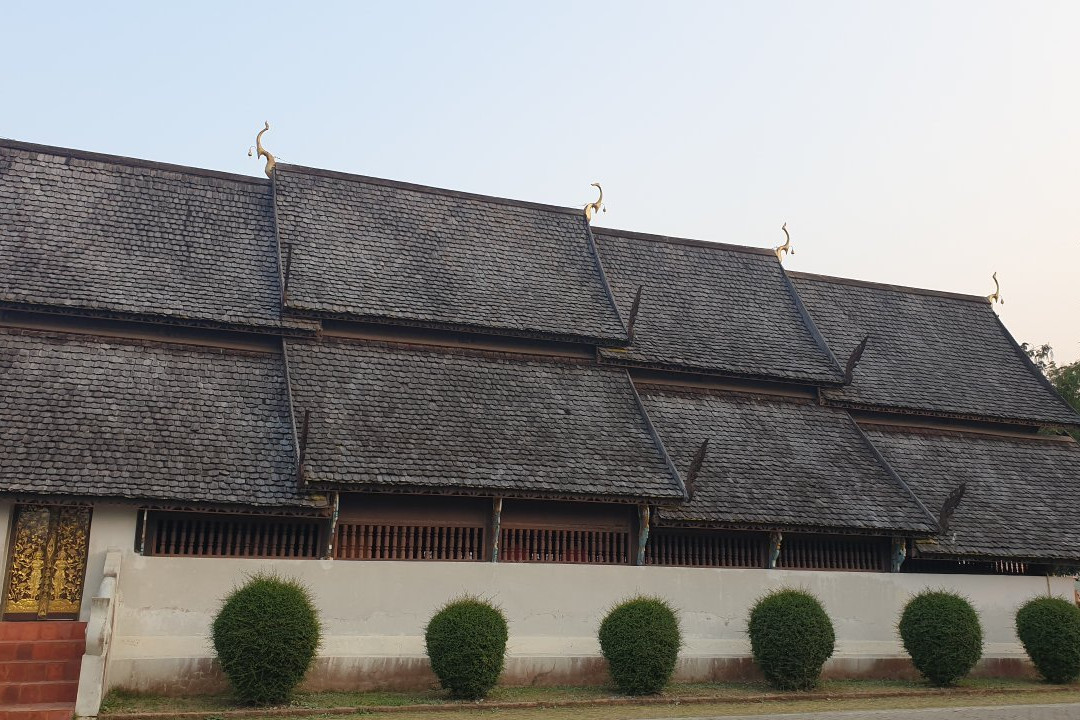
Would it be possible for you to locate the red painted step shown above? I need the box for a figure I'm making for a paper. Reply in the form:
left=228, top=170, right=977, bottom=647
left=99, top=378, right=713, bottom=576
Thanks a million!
left=0, top=622, right=85, bottom=642
left=0, top=705, right=74, bottom=720
left=0, top=659, right=80, bottom=682
left=0, top=639, right=86, bottom=663
left=0, top=681, right=79, bottom=705
left=0, top=623, right=84, bottom=720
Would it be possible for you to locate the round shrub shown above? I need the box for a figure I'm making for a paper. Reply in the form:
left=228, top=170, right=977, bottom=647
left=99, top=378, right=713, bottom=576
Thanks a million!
left=598, top=596, right=682, bottom=695
left=899, top=590, right=982, bottom=686
left=211, top=573, right=321, bottom=705
left=424, top=596, right=508, bottom=699
left=747, top=589, right=835, bottom=691
left=1016, top=596, right=1080, bottom=684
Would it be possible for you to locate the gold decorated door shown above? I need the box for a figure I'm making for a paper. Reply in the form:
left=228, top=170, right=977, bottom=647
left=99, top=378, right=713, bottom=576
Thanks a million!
left=3, top=505, right=92, bottom=620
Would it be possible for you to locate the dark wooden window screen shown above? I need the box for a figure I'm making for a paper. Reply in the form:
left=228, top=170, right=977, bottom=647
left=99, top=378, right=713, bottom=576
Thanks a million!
left=646, top=530, right=768, bottom=567
left=499, top=528, right=630, bottom=564
left=779, top=534, right=889, bottom=572
left=335, top=524, right=486, bottom=561
left=147, top=513, right=323, bottom=559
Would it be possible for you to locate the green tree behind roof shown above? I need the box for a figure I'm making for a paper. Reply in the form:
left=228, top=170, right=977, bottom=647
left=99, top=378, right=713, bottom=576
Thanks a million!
left=1023, top=342, right=1080, bottom=441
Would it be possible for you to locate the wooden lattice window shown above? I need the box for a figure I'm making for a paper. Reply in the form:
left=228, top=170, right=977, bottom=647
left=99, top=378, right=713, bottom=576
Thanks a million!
left=146, top=513, right=324, bottom=558
left=499, top=528, right=630, bottom=564
left=646, top=530, right=768, bottom=567
left=778, top=534, right=890, bottom=572
left=334, top=524, right=486, bottom=561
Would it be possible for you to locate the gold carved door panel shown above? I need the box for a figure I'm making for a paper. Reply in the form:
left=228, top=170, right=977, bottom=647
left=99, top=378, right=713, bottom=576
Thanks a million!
left=3, top=505, right=92, bottom=619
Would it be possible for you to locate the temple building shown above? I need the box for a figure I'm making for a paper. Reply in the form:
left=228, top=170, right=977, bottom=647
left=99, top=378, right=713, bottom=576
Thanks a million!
left=1, top=137, right=1079, bottom=716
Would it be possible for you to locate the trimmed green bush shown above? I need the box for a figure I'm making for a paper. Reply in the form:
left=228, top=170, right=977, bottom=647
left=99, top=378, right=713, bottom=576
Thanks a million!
left=899, top=590, right=982, bottom=686
left=211, top=573, right=321, bottom=705
left=598, top=596, right=682, bottom=695
left=424, top=596, right=508, bottom=699
left=747, top=589, right=835, bottom=691
left=1016, top=596, right=1080, bottom=684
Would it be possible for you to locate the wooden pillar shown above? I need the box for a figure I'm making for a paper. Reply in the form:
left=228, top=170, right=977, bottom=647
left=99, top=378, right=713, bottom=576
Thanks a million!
left=891, top=537, right=907, bottom=572
left=636, top=505, right=650, bottom=566
left=489, top=498, right=503, bottom=563
left=768, top=531, right=783, bottom=569
left=322, top=492, right=340, bottom=560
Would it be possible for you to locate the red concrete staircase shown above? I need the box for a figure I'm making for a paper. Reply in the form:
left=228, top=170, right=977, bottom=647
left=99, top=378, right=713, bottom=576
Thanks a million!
left=0, top=621, right=85, bottom=720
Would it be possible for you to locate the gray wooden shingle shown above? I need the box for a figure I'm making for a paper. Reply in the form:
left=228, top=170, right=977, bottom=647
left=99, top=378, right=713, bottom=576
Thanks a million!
left=640, top=387, right=937, bottom=532
left=0, top=141, right=283, bottom=327
left=862, top=426, right=1080, bottom=560
left=274, top=167, right=626, bottom=343
left=0, top=328, right=317, bottom=508
left=285, top=339, right=683, bottom=500
left=791, top=273, right=1080, bottom=426
left=594, top=231, right=843, bottom=383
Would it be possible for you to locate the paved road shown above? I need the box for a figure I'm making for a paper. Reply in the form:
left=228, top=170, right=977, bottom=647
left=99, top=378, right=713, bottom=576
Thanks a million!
left=649, top=703, right=1080, bottom=719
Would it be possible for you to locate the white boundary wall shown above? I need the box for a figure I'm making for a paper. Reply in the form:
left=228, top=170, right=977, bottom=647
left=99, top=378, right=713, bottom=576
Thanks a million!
left=103, top=541, right=1071, bottom=694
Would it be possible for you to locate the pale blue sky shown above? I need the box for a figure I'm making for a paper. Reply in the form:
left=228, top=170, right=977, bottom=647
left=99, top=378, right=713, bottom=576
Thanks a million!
left=3, top=1, right=1077, bottom=361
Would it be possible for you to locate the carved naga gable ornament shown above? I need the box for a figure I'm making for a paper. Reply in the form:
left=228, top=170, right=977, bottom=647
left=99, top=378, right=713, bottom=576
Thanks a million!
left=774, top=222, right=794, bottom=263
left=584, top=182, right=605, bottom=223
left=248, top=121, right=277, bottom=178
left=987, top=272, right=1004, bottom=306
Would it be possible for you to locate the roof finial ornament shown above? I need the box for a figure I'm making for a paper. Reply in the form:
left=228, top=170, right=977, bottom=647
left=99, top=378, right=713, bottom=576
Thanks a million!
left=247, top=121, right=277, bottom=178
left=774, top=222, right=794, bottom=263
left=986, top=272, right=1003, bottom=306
left=584, top=182, right=605, bottom=223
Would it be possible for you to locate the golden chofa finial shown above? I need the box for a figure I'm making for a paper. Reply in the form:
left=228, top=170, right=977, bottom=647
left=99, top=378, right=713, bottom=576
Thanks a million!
left=584, top=182, right=605, bottom=223
left=247, top=121, right=276, bottom=178
left=774, top=222, right=794, bottom=263
left=987, top=271, right=1004, bottom=305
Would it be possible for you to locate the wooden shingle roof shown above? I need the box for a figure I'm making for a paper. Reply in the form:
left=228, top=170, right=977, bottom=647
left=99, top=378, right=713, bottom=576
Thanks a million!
left=285, top=338, right=685, bottom=501
left=791, top=272, right=1080, bottom=427
left=595, top=230, right=844, bottom=384
left=0, top=328, right=320, bottom=509
left=862, top=425, right=1080, bottom=561
left=0, top=141, right=287, bottom=329
left=639, top=387, right=937, bottom=533
left=274, top=166, right=628, bottom=344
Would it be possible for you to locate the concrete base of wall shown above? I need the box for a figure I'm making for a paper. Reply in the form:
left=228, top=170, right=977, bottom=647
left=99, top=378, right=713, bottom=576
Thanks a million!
left=106, top=654, right=1037, bottom=696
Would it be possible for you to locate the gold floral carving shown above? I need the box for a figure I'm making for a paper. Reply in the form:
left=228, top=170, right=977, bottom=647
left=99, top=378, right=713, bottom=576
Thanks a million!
left=3, top=505, right=91, bottom=618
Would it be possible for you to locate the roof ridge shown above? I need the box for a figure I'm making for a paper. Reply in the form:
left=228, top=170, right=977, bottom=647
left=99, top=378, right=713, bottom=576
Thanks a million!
left=851, top=418, right=940, bottom=531
left=582, top=219, right=631, bottom=340
left=593, top=226, right=775, bottom=257
left=789, top=270, right=988, bottom=304
left=0, top=138, right=268, bottom=187
left=860, top=421, right=1079, bottom=444
left=275, top=163, right=581, bottom=216
left=987, top=310, right=1080, bottom=425
left=627, top=372, right=688, bottom=501
left=780, top=267, right=845, bottom=380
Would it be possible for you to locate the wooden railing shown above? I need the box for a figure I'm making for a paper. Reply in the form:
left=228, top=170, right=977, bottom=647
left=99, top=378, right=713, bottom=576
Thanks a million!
left=499, top=528, right=630, bottom=564
left=779, top=534, right=889, bottom=572
left=646, top=530, right=767, bottom=568
left=335, top=524, right=486, bottom=561
left=147, top=514, right=323, bottom=559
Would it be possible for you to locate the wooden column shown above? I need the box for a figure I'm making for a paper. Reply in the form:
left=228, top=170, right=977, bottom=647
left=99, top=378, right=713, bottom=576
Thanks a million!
left=489, top=498, right=503, bottom=563
left=890, top=537, right=907, bottom=572
left=767, top=531, right=783, bottom=569
left=636, top=505, right=650, bottom=566
left=322, top=492, right=340, bottom=560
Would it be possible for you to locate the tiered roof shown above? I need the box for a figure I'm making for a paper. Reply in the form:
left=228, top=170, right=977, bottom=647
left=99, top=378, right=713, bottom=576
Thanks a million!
left=2, top=137, right=1078, bottom=559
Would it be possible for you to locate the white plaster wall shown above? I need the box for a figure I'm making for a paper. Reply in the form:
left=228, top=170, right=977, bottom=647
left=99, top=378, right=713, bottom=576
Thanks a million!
left=103, top=555, right=1071, bottom=692
left=81, top=505, right=139, bottom=621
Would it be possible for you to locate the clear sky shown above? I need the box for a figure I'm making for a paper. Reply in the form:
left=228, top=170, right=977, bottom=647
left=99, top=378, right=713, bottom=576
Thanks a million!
left=3, top=2, right=1077, bottom=361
